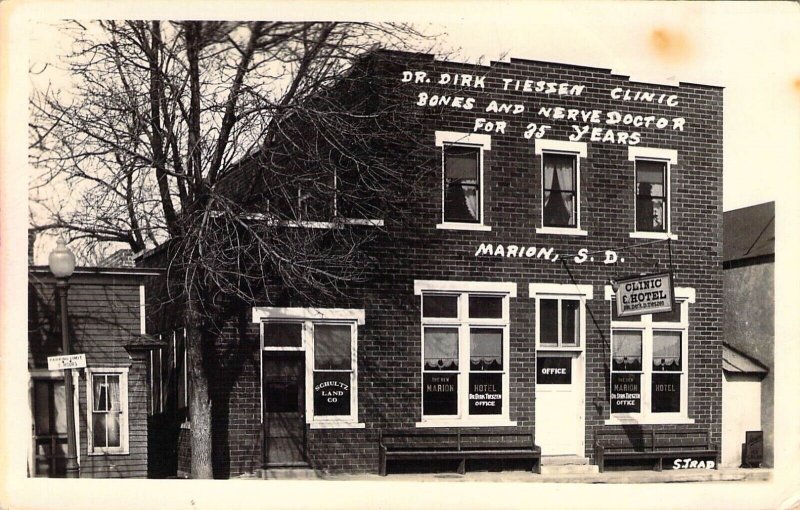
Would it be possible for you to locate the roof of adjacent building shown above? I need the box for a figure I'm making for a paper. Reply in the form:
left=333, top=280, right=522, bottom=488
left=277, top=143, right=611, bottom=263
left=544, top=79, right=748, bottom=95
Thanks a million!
left=723, top=343, right=769, bottom=376
left=723, top=201, right=774, bottom=263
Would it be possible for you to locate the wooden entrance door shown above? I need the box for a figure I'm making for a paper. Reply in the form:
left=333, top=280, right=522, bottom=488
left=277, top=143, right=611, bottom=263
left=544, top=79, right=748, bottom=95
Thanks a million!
left=263, top=352, right=307, bottom=466
left=31, top=378, right=68, bottom=477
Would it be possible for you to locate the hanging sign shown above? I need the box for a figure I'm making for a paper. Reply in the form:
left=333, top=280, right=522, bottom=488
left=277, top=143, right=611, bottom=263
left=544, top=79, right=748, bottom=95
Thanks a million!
left=47, top=353, right=86, bottom=370
left=615, top=272, right=674, bottom=317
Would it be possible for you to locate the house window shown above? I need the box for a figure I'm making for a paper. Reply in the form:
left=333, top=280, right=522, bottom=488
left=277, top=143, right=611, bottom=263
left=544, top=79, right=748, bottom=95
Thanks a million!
left=542, top=153, right=578, bottom=228
left=606, top=285, right=693, bottom=424
left=86, top=368, right=129, bottom=454
left=416, top=281, right=515, bottom=425
left=255, top=307, right=365, bottom=428
left=434, top=132, right=491, bottom=231
left=635, top=160, right=668, bottom=232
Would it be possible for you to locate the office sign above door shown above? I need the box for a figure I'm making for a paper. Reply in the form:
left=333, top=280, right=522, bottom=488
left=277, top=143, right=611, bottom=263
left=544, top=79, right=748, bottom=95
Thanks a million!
left=615, top=272, right=674, bottom=317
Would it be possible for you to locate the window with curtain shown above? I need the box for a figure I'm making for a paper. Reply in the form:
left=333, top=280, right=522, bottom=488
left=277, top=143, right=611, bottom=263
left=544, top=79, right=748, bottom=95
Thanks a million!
left=635, top=160, right=668, bottom=232
left=609, top=299, right=688, bottom=419
left=543, top=153, right=577, bottom=227
left=421, top=292, right=509, bottom=420
left=443, top=145, right=480, bottom=223
left=88, top=370, right=128, bottom=454
left=313, top=324, right=354, bottom=417
left=611, top=331, right=643, bottom=413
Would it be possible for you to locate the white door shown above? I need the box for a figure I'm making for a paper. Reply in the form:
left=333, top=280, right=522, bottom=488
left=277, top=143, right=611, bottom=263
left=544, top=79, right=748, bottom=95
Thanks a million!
left=535, top=351, right=584, bottom=456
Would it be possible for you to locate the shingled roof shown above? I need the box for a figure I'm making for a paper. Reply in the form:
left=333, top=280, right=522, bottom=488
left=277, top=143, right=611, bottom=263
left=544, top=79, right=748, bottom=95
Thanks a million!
left=723, top=201, right=774, bottom=263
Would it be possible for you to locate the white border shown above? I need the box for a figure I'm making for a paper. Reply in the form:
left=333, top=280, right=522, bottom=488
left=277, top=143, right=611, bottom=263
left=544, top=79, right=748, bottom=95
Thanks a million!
left=85, top=367, right=130, bottom=455
left=435, top=131, right=492, bottom=150
left=414, top=280, right=517, bottom=297
left=628, top=146, right=678, bottom=164
left=253, top=307, right=365, bottom=325
left=534, top=139, right=588, bottom=158
left=529, top=283, right=594, bottom=299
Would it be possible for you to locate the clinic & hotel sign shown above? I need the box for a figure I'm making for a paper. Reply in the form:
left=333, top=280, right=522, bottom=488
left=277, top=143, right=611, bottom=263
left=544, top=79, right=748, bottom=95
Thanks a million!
left=615, top=272, right=674, bottom=318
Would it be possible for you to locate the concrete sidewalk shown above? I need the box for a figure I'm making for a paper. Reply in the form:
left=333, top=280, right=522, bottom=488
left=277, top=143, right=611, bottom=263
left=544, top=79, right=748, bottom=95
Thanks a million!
left=241, top=467, right=772, bottom=484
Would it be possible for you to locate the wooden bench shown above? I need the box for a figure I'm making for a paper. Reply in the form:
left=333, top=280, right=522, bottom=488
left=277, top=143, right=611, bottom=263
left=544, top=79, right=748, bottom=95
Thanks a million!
left=594, top=427, right=720, bottom=472
left=378, top=428, right=541, bottom=476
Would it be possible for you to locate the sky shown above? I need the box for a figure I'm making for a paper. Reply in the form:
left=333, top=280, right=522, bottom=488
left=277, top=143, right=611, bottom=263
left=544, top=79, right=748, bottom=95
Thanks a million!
left=2, top=1, right=800, bottom=509
left=18, top=1, right=800, bottom=263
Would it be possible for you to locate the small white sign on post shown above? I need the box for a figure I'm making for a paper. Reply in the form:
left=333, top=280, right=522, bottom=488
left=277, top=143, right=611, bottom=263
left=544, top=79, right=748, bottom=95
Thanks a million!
left=615, top=272, right=674, bottom=318
left=47, top=354, right=87, bottom=371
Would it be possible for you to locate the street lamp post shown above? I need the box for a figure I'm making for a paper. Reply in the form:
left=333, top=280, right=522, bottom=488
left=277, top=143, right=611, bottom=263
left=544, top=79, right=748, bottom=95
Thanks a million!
left=48, top=238, right=79, bottom=478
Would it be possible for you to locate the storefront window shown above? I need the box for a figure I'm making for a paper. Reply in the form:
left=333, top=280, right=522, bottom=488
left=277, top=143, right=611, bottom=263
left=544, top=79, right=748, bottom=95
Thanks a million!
left=312, top=324, right=354, bottom=417
left=423, top=328, right=459, bottom=415
left=419, top=289, right=511, bottom=422
left=607, top=294, right=690, bottom=422
left=256, top=309, right=365, bottom=428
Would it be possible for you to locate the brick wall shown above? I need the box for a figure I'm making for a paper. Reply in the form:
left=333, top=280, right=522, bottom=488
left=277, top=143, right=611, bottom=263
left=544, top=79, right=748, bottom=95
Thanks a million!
left=146, top=51, right=723, bottom=476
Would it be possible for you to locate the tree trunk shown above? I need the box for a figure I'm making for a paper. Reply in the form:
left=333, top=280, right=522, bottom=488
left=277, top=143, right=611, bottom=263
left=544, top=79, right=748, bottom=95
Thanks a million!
left=186, top=281, right=214, bottom=479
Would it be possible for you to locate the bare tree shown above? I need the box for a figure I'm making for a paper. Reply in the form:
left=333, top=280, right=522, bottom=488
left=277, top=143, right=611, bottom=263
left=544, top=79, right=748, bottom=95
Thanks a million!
left=29, top=20, right=440, bottom=478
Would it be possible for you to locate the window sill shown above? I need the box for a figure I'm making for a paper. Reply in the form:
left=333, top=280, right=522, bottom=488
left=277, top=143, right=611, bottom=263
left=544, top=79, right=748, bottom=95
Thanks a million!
left=416, top=419, right=517, bottom=428
left=436, top=222, right=492, bottom=232
left=604, top=416, right=694, bottom=426
left=536, top=345, right=584, bottom=352
left=284, top=219, right=384, bottom=229
left=88, top=450, right=129, bottom=456
left=309, top=421, right=365, bottom=429
left=536, top=227, right=588, bottom=236
left=629, top=231, right=677, bottom=240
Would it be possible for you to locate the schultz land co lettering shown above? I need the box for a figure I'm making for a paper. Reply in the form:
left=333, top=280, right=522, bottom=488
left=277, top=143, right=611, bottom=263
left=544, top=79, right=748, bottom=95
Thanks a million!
left=401, top=70, right=685, bottom=146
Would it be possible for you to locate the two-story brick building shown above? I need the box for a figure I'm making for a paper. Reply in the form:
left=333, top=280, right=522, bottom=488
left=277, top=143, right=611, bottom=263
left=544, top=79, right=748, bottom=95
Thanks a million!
left=143, top=50, right=724, bottom=477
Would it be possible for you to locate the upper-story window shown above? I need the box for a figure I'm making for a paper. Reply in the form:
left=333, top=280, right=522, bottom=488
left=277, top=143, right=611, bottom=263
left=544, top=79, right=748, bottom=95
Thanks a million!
left=444, top=145, right=481, bottom=223
left=542, top=153, right=578, bottom=228
left=635, top=160, right=668, bottom=232
left=435, top=132, right=492, bottom=232
left=535, top=139, right=587, bottom=236
left=628, top=147, right=678, bottom=240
